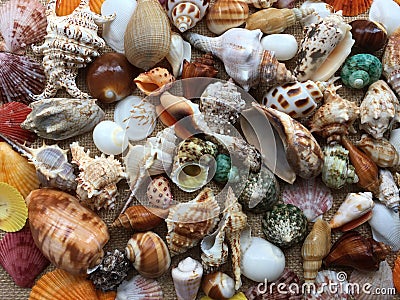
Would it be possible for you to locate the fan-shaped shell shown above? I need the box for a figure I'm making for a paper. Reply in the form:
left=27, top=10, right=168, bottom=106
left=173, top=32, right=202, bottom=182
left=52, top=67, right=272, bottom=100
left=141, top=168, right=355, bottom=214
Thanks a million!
left=29, top=269, right=98, bottom=300
left=324, top=0, right=372, bottom=16
left=282, top=177, right=333, bottom=222
left=0, top=52, right=45, bottom=105
left=116, top=275, right=163, bottom=300
left=0, top=0, right=47, bottom=54
left=0, top=142, right=39, bottom=198
left=0, top=182, right=28, bottom=232
left=55, top=0, right=105, bottom=15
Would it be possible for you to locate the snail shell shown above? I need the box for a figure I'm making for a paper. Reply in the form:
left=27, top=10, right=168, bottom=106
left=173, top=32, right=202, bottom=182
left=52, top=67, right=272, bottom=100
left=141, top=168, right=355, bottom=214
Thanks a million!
left=350, top=20, right=388, bottom=52
left=92, top=120, right=129, bottom=155
left=340, top=54, right=382, bottom=89
left=166, top=0, right=210, bottom=32
left=355, top=135, right=399, bottom=168
left=202, top=272, right=235, bottom=300
left=172, top=257, right=203, bottom=300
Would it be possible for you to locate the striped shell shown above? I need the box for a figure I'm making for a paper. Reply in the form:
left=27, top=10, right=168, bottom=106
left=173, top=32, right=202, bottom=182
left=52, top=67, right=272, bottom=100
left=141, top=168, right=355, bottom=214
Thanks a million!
left=55, top=0, right=105, bottom=15
left=172, top=257, right=203, bottom=300
left=356, top=135, right=399, bottom=168
left=116, top=275, right=163, bottom=300
left=166, top=0, right=210, bottom=32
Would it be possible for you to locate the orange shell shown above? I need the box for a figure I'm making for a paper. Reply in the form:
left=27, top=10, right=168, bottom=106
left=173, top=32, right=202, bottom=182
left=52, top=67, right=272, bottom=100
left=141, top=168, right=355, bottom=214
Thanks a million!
left=134, top=67, right=175, bottom=96
left=55, top=0, right=105, bottom=16
left=324, top=0, right=372, bottom=16
left=394, top=255, right=400, bottom=292
left=96, top=290, right=116, bottom=300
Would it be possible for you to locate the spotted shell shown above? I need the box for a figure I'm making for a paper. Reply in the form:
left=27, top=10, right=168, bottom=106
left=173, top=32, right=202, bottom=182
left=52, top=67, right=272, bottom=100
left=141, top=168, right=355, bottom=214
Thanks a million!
left=134, top=67, right=175, bottom=96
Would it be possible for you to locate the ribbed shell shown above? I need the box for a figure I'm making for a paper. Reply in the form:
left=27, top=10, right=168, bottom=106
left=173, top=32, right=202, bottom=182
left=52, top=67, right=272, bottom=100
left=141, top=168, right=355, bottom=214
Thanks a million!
left=324, top=0, right=372, bottom=16
left=0, top=182, right=28, bottom=233
left=124, top=0, right=171, bottom=70
left=356, top=135, right=399, bottom=168
left=172, top=257, right=203, bottom=300
left=55, top=0, right=105, bottom=15
left=116, top=275, right=163, bottom=300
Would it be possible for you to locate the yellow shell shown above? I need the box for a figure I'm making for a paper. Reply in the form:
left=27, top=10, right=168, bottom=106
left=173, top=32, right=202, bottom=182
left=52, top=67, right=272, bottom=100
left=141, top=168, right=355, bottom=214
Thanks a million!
left=0, top=142, right=39, bottom=198
left=0, top=182, right=28, bottom=232
left=124, top=0, right=171, bottom=70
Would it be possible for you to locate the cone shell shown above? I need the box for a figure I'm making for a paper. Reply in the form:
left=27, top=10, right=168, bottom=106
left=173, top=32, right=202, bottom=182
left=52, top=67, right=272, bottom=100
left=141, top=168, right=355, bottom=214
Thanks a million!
left=394, top=255, right=400, bottom=292
left=146, top=176, right=173, bottom=209
left=55, top=0, right=105, bottom=15
left=0, top=142, right=39, bottom=198
left=134, top=67, right=176, bottom=96
left=0, top=227, right=49, bottom=287
left=116, top=275, right=163, bottom=300
left=124, top=0, right=171, bottom=70
left=29, top=269, right=98, bottom=300
left=0, top=0, right=47, bottom=54
left=172, top=257, right=203, bottom=300
left=324, top=0, right=372, bottom=16
left=382, top=27, right=400, bottom=99
left=0, top=182, right=28, bottom=232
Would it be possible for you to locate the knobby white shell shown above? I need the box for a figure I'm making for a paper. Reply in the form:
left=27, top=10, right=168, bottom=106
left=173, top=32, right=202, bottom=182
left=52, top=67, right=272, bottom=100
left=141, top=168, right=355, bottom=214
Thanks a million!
left=300, top=0, right=334, bottom=27
left=171, top=257, right=203, bottom=300
left=378, top=169, right=400, bottom=213
left=93, top=120, right=129, bottom=155
left=261, top=34, right=298, bottom=61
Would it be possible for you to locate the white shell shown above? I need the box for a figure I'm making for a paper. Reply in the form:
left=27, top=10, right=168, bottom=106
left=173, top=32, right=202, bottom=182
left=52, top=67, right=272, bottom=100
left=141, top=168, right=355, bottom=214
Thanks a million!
left=329, top=192, right=374, bottom=229
left=261, top=34, right=298, bottom=61
left=101, top=0, right=137, bottom=53
left=166, top=0, right=209, bottom=32
left=300, top=0, right=334, bottom=27
left=114, top=95, right=156, bottom=141
left=116, top=275, right=163, bottom=300
left=389, top=128, right=400, bottom=155
left=369, top=0, right=400, bottom=36
left=171, top=257, right=203, bottom=300
left=378, top=169, right=400, bottom=213
left=368, top=202, right=400, bottom=252
left=93, top=120, right=129, bottom=155
left=166, top=32, right=192, bottom=77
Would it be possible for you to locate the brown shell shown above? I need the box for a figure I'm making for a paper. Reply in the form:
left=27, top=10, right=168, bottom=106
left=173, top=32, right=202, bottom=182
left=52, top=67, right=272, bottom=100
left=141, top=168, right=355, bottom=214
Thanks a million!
left=350, top=20, right=388, bottom=52
left=324, top=0, right=372, bottom=16
left=394, top=254, right=400, bottom=292
left=181, top=54, right=219, bottom=79
left=355, top=135, right=399, bottom=168
left=245, top=8, right=297, bottom=34
left=26, top=189, right=109, bottom=275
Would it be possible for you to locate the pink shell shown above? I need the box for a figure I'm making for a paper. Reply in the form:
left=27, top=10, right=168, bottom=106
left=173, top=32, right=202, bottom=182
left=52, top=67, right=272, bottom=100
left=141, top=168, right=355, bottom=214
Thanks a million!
left=0, top=102, right=36, bottom=144
left=146, top=176, right=173, bottom=209
left=282, top=177, right=333, bottom=221
left=0, top=0, right=47, bottom=54
left=0, top=227, right=50, bottom=287
left=0, top=52, right=45, bottom=104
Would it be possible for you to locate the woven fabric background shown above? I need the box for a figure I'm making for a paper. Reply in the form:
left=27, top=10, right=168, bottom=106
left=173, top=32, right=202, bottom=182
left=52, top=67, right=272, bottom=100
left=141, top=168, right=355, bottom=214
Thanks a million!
left=0, top=0, right=399, bottom=298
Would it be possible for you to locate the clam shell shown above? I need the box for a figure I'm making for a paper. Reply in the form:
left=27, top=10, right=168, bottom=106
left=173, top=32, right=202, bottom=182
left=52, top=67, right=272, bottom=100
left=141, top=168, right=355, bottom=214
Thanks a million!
left=325, top=0, right=372, bottom=16
left=0, top=0, right=47, bottom=54
left=0, top=227, right=49, bottom=287
left=55, top=0, right=105, bottom=15
left=172, top=257, right=203, bottom=300
left=134, top=67, right=175, bottom=96
left=93, top=120, right=129, bottom=155
left=282, top=177, right=333, bottom=222
left=261, top=34, right=298, bottom=61
left=0, top=182, right=28, bottom=232
left=369, top=0, right=400, bottom=36
left=116, top=275, right=163, bottom=300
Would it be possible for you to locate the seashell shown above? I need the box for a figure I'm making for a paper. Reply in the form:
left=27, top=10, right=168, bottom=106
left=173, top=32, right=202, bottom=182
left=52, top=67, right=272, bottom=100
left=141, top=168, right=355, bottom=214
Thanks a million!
left=166, top=0, right=209, bottom=32
left=324, top=0, right=372, bottom=16
left=166, top=188, right=220, bottom=256
left=294, top=13, right=354, bottom=82
left=206, top=0, right=249, bottom=35
left=260, top=34, right=298, bottom=61
left=134, top=67, right=176, bottom=96
left=166, top=32, right=192, bottom=77
left=356, top=135, right=399, bottom=168
left=125, top=231, right=171, bottom=278
left=0, top=102, right=36, bottom=144
left=0, top=52, right=45, bottom=105
left=394, top=255, right=400, bottom=292
left=359, top=80, right=400, bottom=140
left=0, top=227, right=49, bottom=288
left=0, top=142, right=39, bottom=199
left=201, top=227, right=229, bottom=275
left=86, top=53, right=138, bottom=103
left=255, top=104, right=324, bottom=179
left=184, top=28, right=295, bottom=91
left=55, top=0, right=105, bottom=15
left=21, top=97, right=105, bottom=141
left=114, top=95, right=157, bottom=142
left=300, top=0, right=334, bottom=27
left=71, top=142, right=126, bottom=211
left=0, top=183, right=27, bottom=233
left=262, top=203, right=308, bottom=248
left=172, top=257, right=203, bottom=300
left=182, top=54, right=218, bottom=79
left=26, top=189, right=110, bottom=274
left=97, top=290, right=117, bottom=300
left=282, top=177, right=333, bottom=222
left=324, top=231, right=391, bottom=272
left=369, top=0, right=400, bottom=36
left=112, top=205, right=169, bottom=231
left=309, top=87, right=360, bottom=144
left=101, top=0, right=137, bottom=53
left=305, top=270, right=349, bottom=299
left=214, top=154, right=239, bottom=184
left=322, top=144, right=359, bottom=190
left=350, top=261, right=394, bottom=300
left=301, top=219, right=331, bottom=283
left=202, top=272, right=235, bottom=300
left=390, top=128, right=400, bottom=156
left=341, top=54, right=382, bottom=89
left=382, top=27, right=400, bottom=97
left=342, top=136, right=380, bottom=196
left=29, top=269, right=98, bottom=300
left=116, top=275, right=163, bottom=300
left=124, top=0, right=171, bottom=70
left=31, top=0, right=115, bottom=100
left=0, top=0, right=47, bottom=54
left=245, top=7, right=315, bottom=35
left=368, top=202, right=400, bottom=252
left=244, top=0, right=277, bottom=8
left=350, top=20, right=388, bottom=52
left=146, top=176, right=173, bottom=209
left=330, top=192, right=374, bottom=231
left=93, top=120, right=129, bottom=155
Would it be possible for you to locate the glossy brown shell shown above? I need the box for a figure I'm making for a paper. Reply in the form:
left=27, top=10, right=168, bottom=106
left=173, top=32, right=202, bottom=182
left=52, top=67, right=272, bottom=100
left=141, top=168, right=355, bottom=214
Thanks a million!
left=350, top=20, right=387, bottom=52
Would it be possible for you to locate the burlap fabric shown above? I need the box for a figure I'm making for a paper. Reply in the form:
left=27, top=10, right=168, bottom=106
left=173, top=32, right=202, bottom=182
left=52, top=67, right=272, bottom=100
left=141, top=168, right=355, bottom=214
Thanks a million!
left=0, top=0, right=399, bottom=298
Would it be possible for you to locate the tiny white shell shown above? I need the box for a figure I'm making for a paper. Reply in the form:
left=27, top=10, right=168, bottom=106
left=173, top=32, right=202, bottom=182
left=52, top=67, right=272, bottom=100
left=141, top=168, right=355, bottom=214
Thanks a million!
left=261, top=34, right=298, bottom=61
left=93, top=120, right=129, bottom=155
left=369, top=0, right=400, bottom=36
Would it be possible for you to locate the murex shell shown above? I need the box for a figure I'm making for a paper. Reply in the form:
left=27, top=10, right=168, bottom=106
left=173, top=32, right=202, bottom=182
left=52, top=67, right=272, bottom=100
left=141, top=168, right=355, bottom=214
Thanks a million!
left=22, top=98, right=105, bottom=141
left=378, top=169, right=400, bottom=213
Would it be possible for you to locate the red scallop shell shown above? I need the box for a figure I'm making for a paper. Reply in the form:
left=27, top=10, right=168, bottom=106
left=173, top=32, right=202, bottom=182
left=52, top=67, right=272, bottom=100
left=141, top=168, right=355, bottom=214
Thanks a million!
left=324, top=0, right=372, bottom=16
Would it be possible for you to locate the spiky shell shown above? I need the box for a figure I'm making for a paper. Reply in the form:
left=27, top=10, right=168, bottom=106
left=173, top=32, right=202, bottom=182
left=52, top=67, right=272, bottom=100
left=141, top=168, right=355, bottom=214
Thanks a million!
left=172, top=257, right=203, bottom=300
left=282, top=177, right=333, bottom=222
left=262, top=203, right=308, bottom=248
left=356, top=135, right=399, bottom=168
left=116, top=275, right=163, bottom=300
left=341, top=54, right=382, bottom=89
left=0, top=183, right=28, bottom=232
left=382, top=27, right=400, bottom=96
left=378, top=169, right=400, bottom=213
left=166, top=0, right=210, bottom=32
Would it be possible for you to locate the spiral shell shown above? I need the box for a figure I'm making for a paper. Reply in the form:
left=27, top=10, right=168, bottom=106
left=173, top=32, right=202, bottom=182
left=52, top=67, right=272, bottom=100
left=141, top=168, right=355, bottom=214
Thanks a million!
left=166, top=0, right=209, bottom=32
left=134, top=67, right=175, bottom=96
left=341, top=54, right=382, bottom=89
left=356, top=135, right=399, bottom=168
left=172, top=257, right=203, bottom=300
left=378, top=169, right=400, bottom=213
left=382, top=27, right=400, bottom=102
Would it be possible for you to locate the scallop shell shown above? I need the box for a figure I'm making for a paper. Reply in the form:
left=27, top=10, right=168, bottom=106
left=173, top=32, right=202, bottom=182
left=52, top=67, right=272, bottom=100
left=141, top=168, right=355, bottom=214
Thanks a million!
left=166, top=32, right=192, bottom=77
left=382, top=27, right=400, bottom=97
left=282, top=177, right=333, bottom=222
left=172, top=257, right=203, bottom=300
left=97, top=291, right=117, bottom=300
left=29, top=269, right=98, bottom=300
left=146, top=176, right=173, bottom=209
left=350, top=20, right=388, bottom=52
left=305, top=270, right=349, bottom=299
left=0, top=52, right=45, bottom=105
left=368, top=202, right=400, bottom=251
left=369, top=0, right=400, bottom=36
left=0, top=142, right=39, bottom=198
left=356, top=135, right=399, bottom=168
left=0, top=102, right=36, bottom=144
left=92, top=120, right=129, bottom=156
left=166, top=0, right=209, bottom=32
left=21, top=98, right=105, bottom=141
left=116, top=275, right=163, bottom=300
left=55, top=0, right=105, bottom=15
left=166, top=188, right=220, bottom=256
left=134, top=67, right=176, bottom=96
left=0, top=0, right=47, bottom=54
left=0, top=227, right=49, bottom=288
left=394, top=255, right=400, bottom=292
left=341, top=54, right=382, bottom=89
left=124, top=0, right=171, bottom=70
left=324, top=0, right=372, bottom=16
left=0, top=183, right=28, bottom=232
